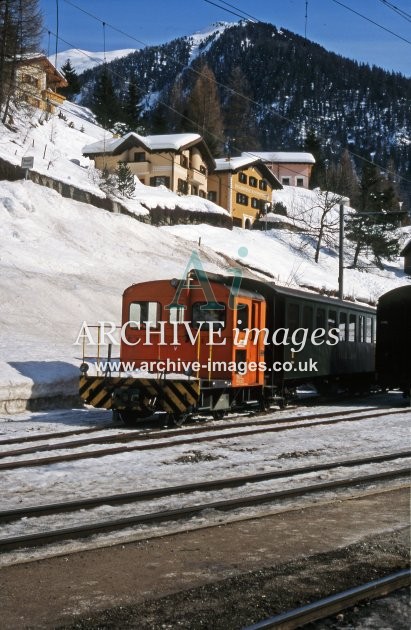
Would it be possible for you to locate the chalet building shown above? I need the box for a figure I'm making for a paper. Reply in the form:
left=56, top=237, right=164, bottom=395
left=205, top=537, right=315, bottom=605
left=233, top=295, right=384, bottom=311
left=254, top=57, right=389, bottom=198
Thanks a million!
left=208, top=156, right=282, bottom=228
left=401, top=240, right=411, bottom=275
left=83, top=132, right=215, bottom=197
left=242, top=151, right=315, bottom=189
left=16, top=55, right=67, bottom=113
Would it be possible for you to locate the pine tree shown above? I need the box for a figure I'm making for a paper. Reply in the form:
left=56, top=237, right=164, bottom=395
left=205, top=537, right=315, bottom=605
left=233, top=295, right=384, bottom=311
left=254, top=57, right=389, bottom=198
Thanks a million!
left=116, top=161, right=135, bottom=198
left=60, top=59, right=81, bottom=99
left=223, top=66, right=259, bottom=153
left=123, top=74, right=143, bottom=131
left=91, top=66, right=121, bottom=129
left=346, top=162, right=402, bottom=268
left=185, top=63, right=224, bottom=155
left=304, top=129, right=326, bottom=188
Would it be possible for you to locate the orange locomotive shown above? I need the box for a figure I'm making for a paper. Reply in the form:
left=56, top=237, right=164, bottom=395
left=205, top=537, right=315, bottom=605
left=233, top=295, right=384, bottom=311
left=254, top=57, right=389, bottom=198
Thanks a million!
left=80, top=270, right=267, bottom=425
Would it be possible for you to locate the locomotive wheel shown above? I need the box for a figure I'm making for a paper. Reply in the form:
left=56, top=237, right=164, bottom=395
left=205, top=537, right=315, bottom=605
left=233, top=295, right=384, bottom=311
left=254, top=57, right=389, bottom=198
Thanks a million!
left=212, top=410, right=225, bottom=420
left=119, top=410, right=139, bottom=426
left=170, top=412, right=191, bottom=427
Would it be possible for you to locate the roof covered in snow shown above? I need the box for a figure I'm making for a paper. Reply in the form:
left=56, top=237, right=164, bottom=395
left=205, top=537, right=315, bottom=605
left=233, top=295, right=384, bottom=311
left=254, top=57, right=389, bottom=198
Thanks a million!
left=242, top=151, right=316, bottom=164
left=83, top=132, right=216, bottom=169
left=84, top=132, right=202, bottom=155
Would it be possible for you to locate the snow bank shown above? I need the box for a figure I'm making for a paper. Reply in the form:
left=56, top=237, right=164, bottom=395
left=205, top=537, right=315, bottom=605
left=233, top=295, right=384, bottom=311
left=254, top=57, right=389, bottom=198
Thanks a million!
left=0, top=180, right=227, bottom=410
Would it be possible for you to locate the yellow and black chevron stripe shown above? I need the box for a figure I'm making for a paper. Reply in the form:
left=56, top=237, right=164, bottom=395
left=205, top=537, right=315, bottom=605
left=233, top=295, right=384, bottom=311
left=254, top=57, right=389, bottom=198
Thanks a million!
left=79, top=375, right=200, bottom=415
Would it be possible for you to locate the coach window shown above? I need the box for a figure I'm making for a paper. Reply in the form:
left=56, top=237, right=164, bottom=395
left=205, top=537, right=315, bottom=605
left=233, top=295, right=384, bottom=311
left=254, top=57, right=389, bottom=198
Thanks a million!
left=328, top=310, right=337, bottom=331
left=339, top=312, right=347, bottom=341
left=365, top=316, right=372, bottom=343
left=316, top=308, right=326, bottom=329
left=236, top=303, right=249, bottom=331
left=348, top=314, right=356, bottom=341
left=169, top=306, right=184, bottom=323
left=191, top=302, right=226, bottom=329
left=302, top=305, right=313, bottom=332
left=129, top=302, right=161, bottom=328
left=287, top=303, right=300, bottom=333
left=359, top=315, right=366, bottom=342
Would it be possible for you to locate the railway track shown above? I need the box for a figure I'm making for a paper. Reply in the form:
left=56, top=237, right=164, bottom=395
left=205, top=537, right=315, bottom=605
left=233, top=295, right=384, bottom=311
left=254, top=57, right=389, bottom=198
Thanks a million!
left=0, top=452, right=409, bottom=553
left=0, top=405, right=388, bottom=450
left=0, top=408, right=409, bottom=471
left=244, top=569, right=411, bottom=629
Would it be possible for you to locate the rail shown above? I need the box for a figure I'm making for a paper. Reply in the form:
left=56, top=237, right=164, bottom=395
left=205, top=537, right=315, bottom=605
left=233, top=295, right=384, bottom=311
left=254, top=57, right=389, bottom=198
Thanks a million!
left=243, top=569, right=411, bottom=629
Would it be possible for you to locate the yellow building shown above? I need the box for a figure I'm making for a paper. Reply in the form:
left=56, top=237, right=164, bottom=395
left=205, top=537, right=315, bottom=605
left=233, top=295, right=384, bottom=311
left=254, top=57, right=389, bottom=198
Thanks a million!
left=16, top=55, right=67, bottom=113
left=208, top=156, right=282, bottom=228
left=83, top=132, right=215, bottom=197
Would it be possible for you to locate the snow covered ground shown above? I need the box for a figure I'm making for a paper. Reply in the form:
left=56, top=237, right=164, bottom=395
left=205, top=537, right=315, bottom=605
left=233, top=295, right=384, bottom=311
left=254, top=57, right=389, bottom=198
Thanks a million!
left=0, top=100, right=409, bottom=410
left=0, top=398, right=409, bottom=565
left=0, top=179, right=229, bottom=409
left=0, top=175, right=409, bottom=410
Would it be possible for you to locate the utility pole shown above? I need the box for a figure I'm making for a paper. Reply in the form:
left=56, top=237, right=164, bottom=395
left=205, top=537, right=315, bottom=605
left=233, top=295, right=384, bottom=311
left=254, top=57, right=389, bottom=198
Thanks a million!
left=338, top=203, right=344, bottom=300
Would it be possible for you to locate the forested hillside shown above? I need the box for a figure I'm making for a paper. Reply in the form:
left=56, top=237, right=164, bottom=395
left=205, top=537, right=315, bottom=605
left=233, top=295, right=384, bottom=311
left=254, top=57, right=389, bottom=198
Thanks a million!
left=77, top=21, right=411, bottom=206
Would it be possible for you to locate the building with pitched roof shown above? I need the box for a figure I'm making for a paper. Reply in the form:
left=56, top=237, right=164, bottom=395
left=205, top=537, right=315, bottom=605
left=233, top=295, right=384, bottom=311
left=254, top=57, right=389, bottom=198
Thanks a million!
left=16, top=55, right=67, bottom=113
left=242, top=151, right=315, bottom=189
left=208, top=156, right=282, bottom=228
left=83, top=132, right=215, bottom=197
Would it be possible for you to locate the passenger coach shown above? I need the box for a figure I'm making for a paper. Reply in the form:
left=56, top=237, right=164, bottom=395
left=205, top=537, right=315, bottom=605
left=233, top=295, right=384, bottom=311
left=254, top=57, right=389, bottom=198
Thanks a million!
left=79, top=271, right=376, bottom=425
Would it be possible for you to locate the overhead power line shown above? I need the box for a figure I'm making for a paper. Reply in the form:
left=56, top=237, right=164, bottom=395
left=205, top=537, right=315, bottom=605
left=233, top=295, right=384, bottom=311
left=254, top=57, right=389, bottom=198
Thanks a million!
left=202, top=0, right=257, bottom=22
left=56, top=1, right=410, bottom=185
left=377, top=0, right=411, bottom=23
left=330, top=0, right=411, bottom=44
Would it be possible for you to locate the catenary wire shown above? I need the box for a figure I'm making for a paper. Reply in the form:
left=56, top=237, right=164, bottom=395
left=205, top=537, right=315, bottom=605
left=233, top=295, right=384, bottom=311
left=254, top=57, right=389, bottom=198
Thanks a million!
left=377, top=0, right=411, bottom=23
left=50, top=8, right=411, bottom=187
left=330, top=0, right=411, bottom=44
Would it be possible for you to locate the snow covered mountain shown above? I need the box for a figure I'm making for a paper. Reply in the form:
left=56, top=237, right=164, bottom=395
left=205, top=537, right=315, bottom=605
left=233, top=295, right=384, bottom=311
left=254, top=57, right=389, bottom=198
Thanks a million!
left=50, top=48, right=137, bottom=74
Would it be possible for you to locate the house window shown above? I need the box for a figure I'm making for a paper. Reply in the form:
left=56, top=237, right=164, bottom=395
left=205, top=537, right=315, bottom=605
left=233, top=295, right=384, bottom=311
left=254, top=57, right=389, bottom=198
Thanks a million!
left=238, top=172, right=247, bottom=184
left=207, top=191, right=217, bottom=202
left=134, top=152, right=146, bottom=162
left=180, top=155, right=188, bottom=168
left=249, top=176, right=258, bottom=188
left=177, top=178, right=188, bottom=194
left=259, top=180, right=267, bottom=191
left=150, top=176, right=170, bottom=188
left=200, top=165, right=207, bottom=175
left=251, top=197, right=260, bottom=209
left=236, top=193, right=248, bottom=206
left=23, top=73, right=39, bottom=87
left=282, top=177, right=290, bottom=185
left=199, top=190, right=206, bottom=198
left=191, top=185, right=198, bottom=195
left=296, top=177, right=304, bottom=187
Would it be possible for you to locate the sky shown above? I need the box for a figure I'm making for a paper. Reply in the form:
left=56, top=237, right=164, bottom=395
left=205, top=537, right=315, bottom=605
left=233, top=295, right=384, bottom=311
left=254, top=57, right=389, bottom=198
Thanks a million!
left=39, top=0, right=411, bottom=77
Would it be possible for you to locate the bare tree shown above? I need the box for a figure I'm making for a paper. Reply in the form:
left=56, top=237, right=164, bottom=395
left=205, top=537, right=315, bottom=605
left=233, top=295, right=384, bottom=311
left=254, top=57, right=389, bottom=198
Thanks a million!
left=0, top=0, right=43, bottom=121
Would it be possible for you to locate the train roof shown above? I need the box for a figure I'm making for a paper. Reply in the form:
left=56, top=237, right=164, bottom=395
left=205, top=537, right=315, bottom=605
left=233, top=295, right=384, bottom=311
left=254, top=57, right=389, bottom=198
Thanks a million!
left=195, top=271, right=376, bottom=313
left=124, top=273, right=376, bottom=313
left=377, top=284, right=411, bottom=304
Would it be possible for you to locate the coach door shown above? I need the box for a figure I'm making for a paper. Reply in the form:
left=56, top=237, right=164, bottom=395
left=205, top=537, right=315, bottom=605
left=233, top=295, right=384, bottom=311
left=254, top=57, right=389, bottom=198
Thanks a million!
left=233, top=296, right=265, bottom=386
